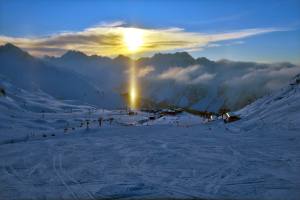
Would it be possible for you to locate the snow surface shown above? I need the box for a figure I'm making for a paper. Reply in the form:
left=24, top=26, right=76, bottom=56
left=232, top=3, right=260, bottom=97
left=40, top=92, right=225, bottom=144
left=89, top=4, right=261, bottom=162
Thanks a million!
left=0, top=77, right=300, bottom=200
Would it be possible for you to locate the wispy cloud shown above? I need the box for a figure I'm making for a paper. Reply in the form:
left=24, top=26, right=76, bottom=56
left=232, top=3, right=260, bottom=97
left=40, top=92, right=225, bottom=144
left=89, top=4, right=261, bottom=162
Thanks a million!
left=138, top=66, right=155, bottom=78
left=96, top=20, right=126, bottom=27
left=206, top=40, right=245, bottom=48
left=0, top=22, right=288, bottom=57
left=190, top=73, right=216, bottom=84
left=157, top=64, right=216, bottom=84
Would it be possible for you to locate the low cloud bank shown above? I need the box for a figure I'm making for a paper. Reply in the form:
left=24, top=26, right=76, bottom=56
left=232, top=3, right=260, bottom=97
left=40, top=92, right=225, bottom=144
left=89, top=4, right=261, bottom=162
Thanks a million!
left=140, top=59, right=300, bottom=111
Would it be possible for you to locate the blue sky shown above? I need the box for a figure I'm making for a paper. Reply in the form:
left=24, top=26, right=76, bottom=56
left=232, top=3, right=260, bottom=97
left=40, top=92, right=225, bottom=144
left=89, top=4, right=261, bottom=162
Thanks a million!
left=0, top=0, right=300, bottom=63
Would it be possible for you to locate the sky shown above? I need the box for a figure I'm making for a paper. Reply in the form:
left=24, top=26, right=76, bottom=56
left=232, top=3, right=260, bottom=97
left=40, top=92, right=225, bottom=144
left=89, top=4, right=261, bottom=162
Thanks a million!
left=0, top=0, right=300, bottom=63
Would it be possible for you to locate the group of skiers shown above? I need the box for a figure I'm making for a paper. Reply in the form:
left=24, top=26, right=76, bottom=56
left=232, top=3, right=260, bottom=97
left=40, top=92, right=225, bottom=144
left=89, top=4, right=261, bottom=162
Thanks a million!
left=81, top=116, right=114, bottom=130
left=63, top=116, right=114, bottom=134
left=97, top=116, right=114, bottom=127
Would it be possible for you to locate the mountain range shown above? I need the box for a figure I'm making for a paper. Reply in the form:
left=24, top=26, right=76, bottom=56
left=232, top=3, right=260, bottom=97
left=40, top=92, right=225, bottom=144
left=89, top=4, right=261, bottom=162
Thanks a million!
left=1, top=43, right=300, bottom=111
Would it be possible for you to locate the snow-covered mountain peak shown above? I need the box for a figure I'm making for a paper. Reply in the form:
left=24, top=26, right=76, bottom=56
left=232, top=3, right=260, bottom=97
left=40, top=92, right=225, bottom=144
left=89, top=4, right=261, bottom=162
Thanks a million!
left=0, top=43, right=30, bottom=58
left=60, top=50, right=88, bottom=60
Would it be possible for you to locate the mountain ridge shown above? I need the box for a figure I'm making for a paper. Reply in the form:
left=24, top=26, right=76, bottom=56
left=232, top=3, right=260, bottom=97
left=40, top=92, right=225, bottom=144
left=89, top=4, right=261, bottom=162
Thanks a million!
left=1, top=43, right=300, bottom=111
left=0, top=43, right=123, bottom=109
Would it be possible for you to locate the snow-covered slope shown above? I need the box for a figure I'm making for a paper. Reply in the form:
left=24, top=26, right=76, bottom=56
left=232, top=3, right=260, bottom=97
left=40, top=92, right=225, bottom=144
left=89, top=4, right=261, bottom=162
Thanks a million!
left=45, top=50, right=127, bottom=95
left=0, top=43, right=123, bottom=109
left=236, top=73, right=300, bottom=131
left=0, top=74, right=300, bottom=200
left=0, top=76, right=100, bottom=143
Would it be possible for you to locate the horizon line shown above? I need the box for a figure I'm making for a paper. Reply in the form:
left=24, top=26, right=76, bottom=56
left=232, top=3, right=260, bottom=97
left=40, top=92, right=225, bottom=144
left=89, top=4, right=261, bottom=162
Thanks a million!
left=1, top=42, right=299, bottom=65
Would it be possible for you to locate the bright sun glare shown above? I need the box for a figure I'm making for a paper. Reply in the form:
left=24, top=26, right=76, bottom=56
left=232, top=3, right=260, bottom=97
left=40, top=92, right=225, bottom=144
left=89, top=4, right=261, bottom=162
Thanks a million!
left=129, top=59, right=138, bottom=110
left=123, top=28, right=143, bottom=109
left=123, top=28, right=143, bottom=52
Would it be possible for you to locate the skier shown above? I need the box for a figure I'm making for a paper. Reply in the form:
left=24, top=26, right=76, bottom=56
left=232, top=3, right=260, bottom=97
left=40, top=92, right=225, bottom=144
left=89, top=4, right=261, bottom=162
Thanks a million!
left=98, top=117, right=103, bottom=127
left=0, top=87, right=5, bottom=96
left=109, top=117, right=114, bottom=125
left=86, top=120, right=90, bottom=130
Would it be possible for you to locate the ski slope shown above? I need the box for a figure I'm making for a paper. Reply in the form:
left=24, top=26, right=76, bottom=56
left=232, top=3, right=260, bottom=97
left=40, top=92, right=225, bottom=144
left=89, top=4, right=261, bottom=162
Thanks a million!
left=0, top=77, right=300, bottom=200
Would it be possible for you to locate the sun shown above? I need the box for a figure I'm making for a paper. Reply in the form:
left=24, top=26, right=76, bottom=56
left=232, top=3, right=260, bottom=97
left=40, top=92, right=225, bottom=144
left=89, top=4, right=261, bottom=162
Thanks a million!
left=123, top=28, right=143, bottom=110
left=123, top=28, right=143, bottom=52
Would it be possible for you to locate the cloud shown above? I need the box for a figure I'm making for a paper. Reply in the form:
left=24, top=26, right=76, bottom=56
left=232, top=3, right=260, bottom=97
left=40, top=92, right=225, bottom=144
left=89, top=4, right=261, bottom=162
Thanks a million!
left=96, top=21, right=126, bottom=27
left=0, top=22, right=288, bottom=57
left=190, top=73, right=216, bottom=84
left=158, top=65, right=200, bottom=82
left=157, top=65, right=215, bottom=84
left=230, top=40, right=245, bottom=45
left=141, top=58, right=300, bottom=110
left=209, top=40, right=246, bottom=48
left=227, top=64, right=300, bottom=91
left=138, top=66, right=155, bottom=77
left=210, top=62, right=300, bottom=109
left=207, top=43, right=221, bottom=48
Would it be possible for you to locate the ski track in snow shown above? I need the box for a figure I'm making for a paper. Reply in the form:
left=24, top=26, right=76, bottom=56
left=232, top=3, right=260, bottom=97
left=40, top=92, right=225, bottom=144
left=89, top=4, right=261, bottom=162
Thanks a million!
left=1, top=123, right=300, bottom=200
left=53, top=155, right=79, bottom=200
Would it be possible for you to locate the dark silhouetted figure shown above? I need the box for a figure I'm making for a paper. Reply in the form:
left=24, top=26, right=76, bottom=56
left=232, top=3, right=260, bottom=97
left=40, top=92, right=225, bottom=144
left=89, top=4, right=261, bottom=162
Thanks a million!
left=109, top=118, right=113, bottom=125
left=0, top=87, right=6, bottom=96
left=86, top=120, right=90, bottom=130
left=98, top=117, right=103, bottom=127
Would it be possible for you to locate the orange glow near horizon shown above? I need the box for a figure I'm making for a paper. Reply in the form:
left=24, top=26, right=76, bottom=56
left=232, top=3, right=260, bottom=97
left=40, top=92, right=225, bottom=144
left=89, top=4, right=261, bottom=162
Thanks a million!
left=129, top=60, right=138, bottom=110
left=123, top=29, right=142, bottom=110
